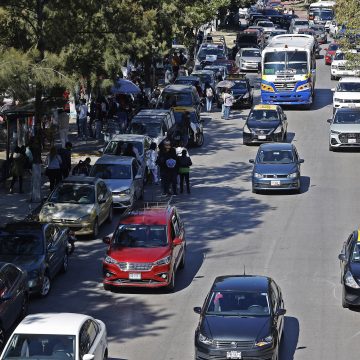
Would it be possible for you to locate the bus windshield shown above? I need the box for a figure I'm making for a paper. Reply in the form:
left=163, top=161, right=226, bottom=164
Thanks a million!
left=263, top=51, right=308, bottom=75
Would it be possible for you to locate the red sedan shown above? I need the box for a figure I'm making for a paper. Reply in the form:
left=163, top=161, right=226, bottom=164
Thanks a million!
left=325, top=43, right=339, bottom=65
left=102, top=205, right=186, bottom=291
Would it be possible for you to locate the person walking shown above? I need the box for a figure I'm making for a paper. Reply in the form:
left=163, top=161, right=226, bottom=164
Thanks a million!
left=165, top=147, right=178, bottom=196
left=58, top=141, right=72, bottom=179
left=205, top=82, right=214, bottom=112
left=9, top=146, right=26, bottom=194
left=156, top=140, right=173, bottom=196
left=72, top=157, right=92, bottom=176
left=178, top=149, right=192, bottom=194
left=78, top=99, right=88, bottom=140
left=58, top=108, right=70, bottom=148
left=146, top=142, right=159, bottom=184
left=223, top=89, right=234, bottom=120
left=45, top=146, right=62, bottom=191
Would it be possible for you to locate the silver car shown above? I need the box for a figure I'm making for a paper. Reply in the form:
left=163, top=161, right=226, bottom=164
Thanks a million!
left=236, top=48, right=261, bottom=71
left=90, top=155, right=144, bottom=209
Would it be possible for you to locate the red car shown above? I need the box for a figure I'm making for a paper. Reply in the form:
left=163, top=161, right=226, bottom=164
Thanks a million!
left=102, top=205, right=186, bottom=291
left=325, top=43, right=339, bottom=65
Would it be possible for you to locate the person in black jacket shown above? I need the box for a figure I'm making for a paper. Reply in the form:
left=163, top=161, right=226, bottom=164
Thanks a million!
left=178, top=149, right=192, bottom=194
left=58, top=142, right=72, bottom=179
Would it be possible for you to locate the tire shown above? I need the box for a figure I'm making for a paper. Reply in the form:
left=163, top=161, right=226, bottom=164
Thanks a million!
left=252, top=187, right=257, bottom=194
left=179, top=247, right=186, bottom=269
left=331, top=74, right=336, bottom=80
left=61, top=253, right=69, bottom=273
left=93, top=218, right=99, bottom=238
left=0, top=326, right=5, bottom=349
left=196, top=133, right=204, bottom=147
left=103, top=284, right=112, bottom=292
left=342, top=287, right=349, bottom=308
left=166, top=271, right=176, bottom=292
left=107, top=205, right=113, bottom=223
left=40, top=273, right=51, bottom=297
left=103, top=349, right=108, bottom=360
left=329, top=144, right=334, bottom=152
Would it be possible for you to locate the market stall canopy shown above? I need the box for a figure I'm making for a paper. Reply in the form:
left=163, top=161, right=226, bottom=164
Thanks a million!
left=111, top=79, right=141, bottom=95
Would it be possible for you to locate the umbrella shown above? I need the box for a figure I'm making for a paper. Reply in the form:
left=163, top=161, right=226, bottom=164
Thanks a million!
left=216, top=80, right=235, bottom=88
left=111, top=79, right=141, bottom=95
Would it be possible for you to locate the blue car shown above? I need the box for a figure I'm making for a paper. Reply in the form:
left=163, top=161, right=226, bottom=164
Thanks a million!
left=249, top=143, right=304, bottom=193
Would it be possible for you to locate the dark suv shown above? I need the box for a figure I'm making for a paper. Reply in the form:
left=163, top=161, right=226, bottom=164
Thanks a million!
left=0, top=222, right=70, bottom=297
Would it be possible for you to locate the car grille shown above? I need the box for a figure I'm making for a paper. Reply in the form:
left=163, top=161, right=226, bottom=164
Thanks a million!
left=340, top=99, right=360, bottom=103
left=52, top=219, right=78, bottom=224
left=118, top=262, right=153, bottom=271
left=274, top=82, right=296, bottom=92
left=214, top=340, right=255, bottom=350
left=339, top=133, right=360, bottom=144
left=262, top=174, right=288, bottom=178
left=253, top=129, right=272, bottom=135
left=337, top=66, right=346, bottom=71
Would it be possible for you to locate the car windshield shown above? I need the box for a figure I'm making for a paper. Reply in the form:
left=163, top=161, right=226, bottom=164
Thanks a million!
left=112, top=225, right=168, bottom=248
left=264, top=51, right=308, bottom=75
left=2, top=334, right=75, bottom=360
left=193, top=73, right=212, bottom=84
left=249, top=110, right=279, bottom=122
left=242, top=50, right=261, bottom=57
left=328, top=44, right=338, bottom=51
left=130, top=122, right=161, bottom=138
left=104, top=141, right=143, bottom=156
left=257, top=149, right=294, bottom=164
left=206, top=291, right=270, bottom=316
left=232, top=81, right=247, bottom=90
left=162, top=92, right=193, bottom=107
left=351, top=243, right=360, bottom=262
left=295, top=21, right=309, bottom=26
left=198, top=48, right=224, bottom=60
left=317, top=12, right=333, bottom=20
left=333, top=111, right=360, bottom=124
left=311, top=25, right=325, bottom=31
left=49, top=184, right=95, bottom=204
left=0, top=233, right=43, bottom=255
left=337, top=83, right=360, bottom=92
left=258, top=22, right=273, bottom=27
left=175, top=79, right=197, bottom=86
left=91, top=164, right=131, bottom=180
left=334, top=53, right=345, bottom=60
left=174, top=112, right=197, bottom=124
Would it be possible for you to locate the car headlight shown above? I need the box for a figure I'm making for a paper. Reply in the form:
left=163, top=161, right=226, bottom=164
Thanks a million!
left=254, top=172, right=263, bottom=178
left=120, top=189, right=131, bottom=195
left=332, top=65, right=338, bottom=69
left=296, top=82, right=311, bottom=92
left=261, top=83, right=275, bottom=92
left=273, top=126, right=282, bottom=134
left=243, top=124, right=251, bottom=133
left=330, top=130, right=341, bottom=135
left=154, top=255, right=171, bottom=266
left=104, top=256, right=117, bottom=264
left=287, top=172, right=298, bottom=178
left=344, top=270, right=360, bottom=289
left=255, top=335, right=273, bottom=347
left=198, top=333, right=214, bottom=345
left=77, top=214, right=93, bottom=222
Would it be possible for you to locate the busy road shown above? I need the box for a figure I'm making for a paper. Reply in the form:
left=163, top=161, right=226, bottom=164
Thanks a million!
left=25, top=42, right=360, bottom=360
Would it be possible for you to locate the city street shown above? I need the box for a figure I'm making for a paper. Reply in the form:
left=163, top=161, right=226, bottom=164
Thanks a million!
left=29, top=48, right=360, bottom=360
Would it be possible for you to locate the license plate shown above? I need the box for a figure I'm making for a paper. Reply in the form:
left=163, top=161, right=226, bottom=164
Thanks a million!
left=227, top=351, right=242, bottom=359
left=271, top=180, right=281, bottom=186
left=258, top=135, right=266, bottom=140
left=348, top=138, right=357, bottom=144
left=129, top=273, right=141, bottom=280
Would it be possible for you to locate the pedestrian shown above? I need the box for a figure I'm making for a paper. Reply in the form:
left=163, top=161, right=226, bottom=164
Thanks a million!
left=182, top=111, right=191, bottom=147
left=72, top=157, right=91, bottom=176
left=45, top=146, right=62, bottom=191
left=165, top=66, right=173, bottom=85
left=205, top=82, right=214, bottom=112
left=9, top=146, right=26, bottom=194
left=178, top=149, right=192, bottom=194
left=171, top=53, right=181, bottom=78
left=156, top=140, right=172, bottom=195
left=223, top=89, right=234, bottom=120
left=78, top=99, right=88, bottom=140
left=58, top=108, right=70, bottom=148
left=146, top=142, right=159, bottom=184
left=58, top=141, right=72, bottom=179
left=123, top=143, right=137, bottom=158
left=165, top=147, right=178, bottom=196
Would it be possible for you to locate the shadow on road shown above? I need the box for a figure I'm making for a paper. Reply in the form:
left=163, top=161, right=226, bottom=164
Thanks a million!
left=279, top=316, right=301, bottom=360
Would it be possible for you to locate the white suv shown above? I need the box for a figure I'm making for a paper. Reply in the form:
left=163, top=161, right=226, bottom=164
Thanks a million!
left=331, top=50, right=360, bottom=80
left=332, top=77, right=360, bottom=112
left=290, top=18, right=310, bottom=34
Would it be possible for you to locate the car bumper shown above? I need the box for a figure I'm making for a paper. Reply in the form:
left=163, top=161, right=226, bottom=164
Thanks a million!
left=343, top=285, right=360, bottom=306
left=333, top=103, right=360, bottom=111
left=253, top=177, right=300, bottom=191
left=232, top=97, right=251, bottom=108
left=103, top=263, right=172, bottom=288
left=112, top=194, right=132, bottom=209
left=329, top=133, right=360, bottom=148
left=261, top=91, right=312, bottom=105
left=243, top=132, right=283, bottom=143
left=331, top=69, right=359, bottom=77
left=240, top=63, right=259, bottom=71
left=41, top=218, right=94, bottom=235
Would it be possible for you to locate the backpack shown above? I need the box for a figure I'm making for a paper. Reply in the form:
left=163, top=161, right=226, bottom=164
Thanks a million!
left=206, top=87, right=213, bottom=98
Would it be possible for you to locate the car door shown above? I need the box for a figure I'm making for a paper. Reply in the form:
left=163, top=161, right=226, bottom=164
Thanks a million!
left=170, top=212, right=183, bottom=269
left=86, top=320, right=104, bottom=360
left=49, top=225, right=66, bottom=275
left=293, top=147, right=301, bottom=173
left=340, top=233, right=354, bottom=281
left=96, top=182, right=108, bottom=225
left=271, top=281, right=284, bottom=341
left=131, top=160, right=141, bottom=198
left=44, top=224, right=59, bottom=278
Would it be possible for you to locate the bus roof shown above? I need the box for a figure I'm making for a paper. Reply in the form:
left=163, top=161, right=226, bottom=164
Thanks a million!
left=309, top=1, right=335, bottom=9
left=267, top=34, right=315, bottom=50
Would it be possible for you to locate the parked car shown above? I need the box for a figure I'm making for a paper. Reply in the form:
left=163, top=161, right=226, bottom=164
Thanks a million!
left=103, top=205, right=186, bottom=291
left=227, top=74, right=254, bottom=109
left=91, top=156, right=144, bottom=209
left=235, top=48, right=261, bottom=71
left=0, top=222, right=70, bottom=297
left=243, top=104, right=287, bottom=144
left=190, top=70, right=216, bottom=91
left=129, top=109, right=177, bottom=145
left=332, top=77, right=360, bottom=112
left=194, top=275, right=286, bottom=360
left=289, top=18, right=310, bottom=33
left=174, top=75, right=201, bottom=87
left=249, top=142, right=304, bottom=193
left=324, top=42, right=338, bottom=65
left=0, top=313, right=108, bottom=360
left=204, top=65, right=228, bottom=82
left=0, top=262, right=28, bottom=347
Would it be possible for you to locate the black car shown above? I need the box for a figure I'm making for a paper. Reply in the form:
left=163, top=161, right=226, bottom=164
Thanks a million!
left=194, top=275, right=286, bottom=360
left=338, top=230, right=360, bottom=308
left=0, top=262, right=28, bottom=346
left=243, top=104, right=287, bottom=145
left=231, top=78, right=253, bottom=109
left=0, top=222, right=70, bottom=297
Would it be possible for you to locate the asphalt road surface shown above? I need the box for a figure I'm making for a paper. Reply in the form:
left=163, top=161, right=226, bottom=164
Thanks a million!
left=29, top=45, right=360, bottom=360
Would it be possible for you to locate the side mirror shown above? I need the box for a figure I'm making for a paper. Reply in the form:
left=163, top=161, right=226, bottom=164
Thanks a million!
left=98, top=148, right=104, bottom=154
left=193, top=307, right=202, bottom=314
left=83, top=355, right=95, bottom=360
left=249, top=159, right=255, bottom=164
left=331, top=88, right=335, bottom=92
left=338, top=253, right=346, bottom=261
left=298, top=159, right=304, bottom=164
left=327, top=118, right=332, bottom=123
left=103, top=236, right=111, bottom=245
left=173, top=237, right=183, bottom=246
left=276, top=308, right=286, bottom=316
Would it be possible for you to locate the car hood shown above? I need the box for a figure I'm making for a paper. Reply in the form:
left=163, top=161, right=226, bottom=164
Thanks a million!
left=103, top=179, right=132, bottom=192
left=334, top=92, right=360, bottom=100
left=40, top=203, right=94, bottom=220
left=247, top=120, right=280, bottom=129
left=350, top=262, right=360, bottom=278
left=201, top=315, right=271, bottom=341
left=331, top=124, right=360, bottom=132
left=0, top=255, right=43, bottom=272
left=254, top=163, right=298, bottom=175
left=242, top=56, right=261, bottom=62
left=232, top=89, right=247, bottom=96
left=108, top=247, right=170, bottom=263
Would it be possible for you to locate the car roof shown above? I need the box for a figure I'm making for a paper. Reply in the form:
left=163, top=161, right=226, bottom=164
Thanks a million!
left=339, top=77, right=360, bottom=83
left=253, top=104, right=278, bottom=110
left=176, top=76, right=200, bottom=81
left=192, top=70, right=214, bottom=75
left=212, top=275, right=270, bottom=292
left=163, top=84, right=194, bottom=93
left=259, top=142, right=293, bottom=150
left=62, top=176, right=100, bottom=185
left=121, top=206, right=174, bottom=226
left=241, top=47, right=261, bottom=51
left=15, top=313, right=92, bottom=335
left=108, top=134, right=148, bottom=142
left=94, top=155, right=134, bottom=165
left=136, top=109, right=172, bottom=116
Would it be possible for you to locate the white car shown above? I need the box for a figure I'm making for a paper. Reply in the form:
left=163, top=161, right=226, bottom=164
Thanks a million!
left=332, top=77, right=360, bottom=112
left=0, top=313, right=108, bottom=360
left=329, top=21, right=338, bottom=37
left=331, top=50, right=360, bottom=80
left=236, top=48, right=261, bottom=71
left=289, top=19, right=310, bottom=34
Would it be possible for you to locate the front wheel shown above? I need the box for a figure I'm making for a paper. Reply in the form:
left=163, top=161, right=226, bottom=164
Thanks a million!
left=0, top=327, right=5, bottom=349
left=342, top=287, right=349, bottom=308
left=61, top=253, right=69, bottom=273
left=196, top=132, right=204, bottom=147
left=92, top=218, right=99, bottom=238
left=40, top=274, right=51, bottom=297
left=166, top=271, right=176, bottom=292
left=179, top=247, right=186, bottom=269
left=107, top=205, right=113, bottom=223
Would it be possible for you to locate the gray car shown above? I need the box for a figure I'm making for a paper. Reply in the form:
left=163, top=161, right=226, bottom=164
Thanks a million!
left=91, top=155, right=144, bottom=209
left=249, top=143, right=304, bottom=193
left=310, top=24, right=327, bottom=44
left=236, top=48, right=261, bottom=71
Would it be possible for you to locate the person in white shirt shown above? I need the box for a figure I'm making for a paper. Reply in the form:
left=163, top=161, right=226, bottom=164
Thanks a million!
left=58, top=109, right=70, bottom=148
left=223, top=89, right=234, bottom=120
left=78, top=99, right=88, bottom=140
